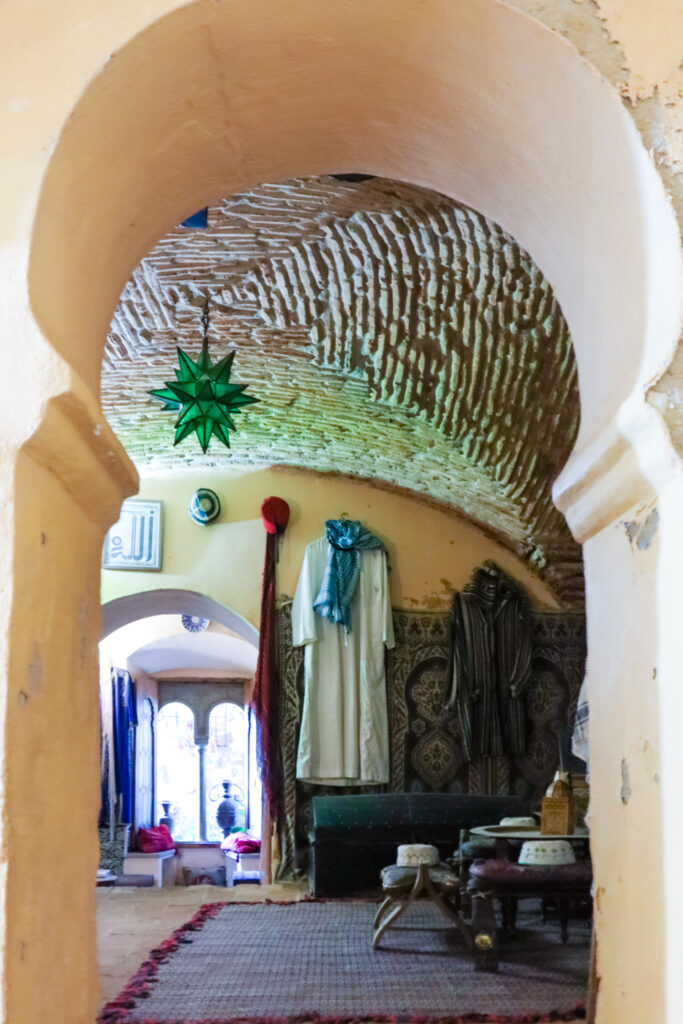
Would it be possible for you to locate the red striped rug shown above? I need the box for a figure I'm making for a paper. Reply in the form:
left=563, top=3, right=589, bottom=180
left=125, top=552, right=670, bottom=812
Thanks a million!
left=98, top=899, right=587, bottom=1024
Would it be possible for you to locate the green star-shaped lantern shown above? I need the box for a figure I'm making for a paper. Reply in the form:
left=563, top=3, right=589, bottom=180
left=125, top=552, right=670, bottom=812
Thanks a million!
left=149, top=302, right=258, bottom=453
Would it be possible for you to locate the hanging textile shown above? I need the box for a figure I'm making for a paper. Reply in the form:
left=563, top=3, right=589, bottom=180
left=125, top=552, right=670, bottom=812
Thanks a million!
left=447, top=561, right=532, bottom=759
left=294, top=524, right=394, bottom=785
left=98, top=709, right=111, bottom=829
left=98, top=655, right=117, bottom=829
left=313, top=519, right=385, bottom=632
left=251, top=496, right=290, bottom=822
left=111, top=668, right=138, bottom=824
left=572, top=677, right=589, bottom=769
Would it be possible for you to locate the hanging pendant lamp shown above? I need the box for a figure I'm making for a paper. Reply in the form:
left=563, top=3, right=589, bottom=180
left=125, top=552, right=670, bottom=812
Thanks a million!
left=149, top=295, right=258, bottom=453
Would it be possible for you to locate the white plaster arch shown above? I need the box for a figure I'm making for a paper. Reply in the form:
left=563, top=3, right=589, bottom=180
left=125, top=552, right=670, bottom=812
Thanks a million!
left=101, top=588, right=259, bottom=647
left=128, top=633, right=258, bottom=676
left=6, top=2, right=683, bottom=1024
left=28, top=0, right=683, bottom=468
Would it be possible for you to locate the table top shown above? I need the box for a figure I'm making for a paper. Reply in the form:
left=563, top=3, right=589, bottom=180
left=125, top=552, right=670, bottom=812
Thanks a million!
left=470, top=824, right=590, bottom=841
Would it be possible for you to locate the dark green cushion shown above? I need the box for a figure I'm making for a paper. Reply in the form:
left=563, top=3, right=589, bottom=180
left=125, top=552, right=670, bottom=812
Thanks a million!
left=310, top=793, right=529, bottom=843
left=459, top=838, right=497, bottom=859
left=312, top=793, right=410, bottom=837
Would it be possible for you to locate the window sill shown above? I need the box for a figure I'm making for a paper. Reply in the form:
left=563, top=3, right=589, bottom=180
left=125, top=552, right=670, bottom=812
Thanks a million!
left=175, top=841, right=222, bottom=848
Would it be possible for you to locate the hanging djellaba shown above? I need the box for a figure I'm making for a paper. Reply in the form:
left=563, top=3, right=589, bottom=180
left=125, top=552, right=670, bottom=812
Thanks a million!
left=149, top=294, right=259, bottom=453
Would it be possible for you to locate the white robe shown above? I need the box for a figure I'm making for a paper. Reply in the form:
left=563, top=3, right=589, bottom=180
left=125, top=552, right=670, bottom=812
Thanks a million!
left=293, top=536, right=394, bottom=785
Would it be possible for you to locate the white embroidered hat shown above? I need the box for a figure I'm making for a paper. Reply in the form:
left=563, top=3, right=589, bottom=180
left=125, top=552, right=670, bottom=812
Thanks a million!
left=499, top=817, right=537, bottom=827
left=396, top=844, right=439, bottom=867
left=518, top=840, right=576, bottom=866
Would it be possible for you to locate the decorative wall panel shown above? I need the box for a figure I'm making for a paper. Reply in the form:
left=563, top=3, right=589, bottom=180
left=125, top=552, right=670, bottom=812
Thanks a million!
left=277, top=605, right=586, bottom=879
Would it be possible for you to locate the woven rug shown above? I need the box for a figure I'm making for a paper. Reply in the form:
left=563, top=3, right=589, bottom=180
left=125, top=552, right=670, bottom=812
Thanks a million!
left=99, top=899, right=589, bottom=1024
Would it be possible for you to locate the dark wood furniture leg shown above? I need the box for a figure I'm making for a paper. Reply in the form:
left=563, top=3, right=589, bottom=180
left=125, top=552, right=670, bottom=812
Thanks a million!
left=558, top=896, right=570, bottom=943
left=470, top=891, right=499, bottom=972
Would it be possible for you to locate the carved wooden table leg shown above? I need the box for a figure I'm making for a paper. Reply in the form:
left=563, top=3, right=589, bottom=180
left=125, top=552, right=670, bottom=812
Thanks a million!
left=558, top=896, right=570, bottom=943
left=470, top=891, right=499, bottom=972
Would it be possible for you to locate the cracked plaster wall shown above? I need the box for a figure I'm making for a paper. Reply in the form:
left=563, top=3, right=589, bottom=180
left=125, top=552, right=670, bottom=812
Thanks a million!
left=508, top=0, right=683, bottom=455
left=511, top=0, right=683, bottom=206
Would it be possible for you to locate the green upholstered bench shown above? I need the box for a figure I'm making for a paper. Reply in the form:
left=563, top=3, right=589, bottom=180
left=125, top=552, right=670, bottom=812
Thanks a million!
left=309, top=793, right=529, bottom=896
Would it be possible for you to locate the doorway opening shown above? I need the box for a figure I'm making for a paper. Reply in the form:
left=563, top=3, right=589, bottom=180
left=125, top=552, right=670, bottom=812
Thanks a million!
left=91, top=172, right=593, bottom=1018
left=98, top=596, right=261, bottom=899
left=15, top=3, right=683, bottom=1023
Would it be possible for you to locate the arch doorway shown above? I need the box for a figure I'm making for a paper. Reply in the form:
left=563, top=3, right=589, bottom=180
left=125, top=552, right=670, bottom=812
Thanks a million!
left=99, top=592, right=262, bottom=884
left=3, top=2, right=683, bottom=1022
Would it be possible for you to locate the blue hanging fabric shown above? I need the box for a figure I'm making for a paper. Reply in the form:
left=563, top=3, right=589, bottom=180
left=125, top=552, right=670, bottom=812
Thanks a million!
left=111, top=668, right=138, bottom=824
left=313, top=519, right=384, bottom=633
left=98, top=706, right=111, bottom=828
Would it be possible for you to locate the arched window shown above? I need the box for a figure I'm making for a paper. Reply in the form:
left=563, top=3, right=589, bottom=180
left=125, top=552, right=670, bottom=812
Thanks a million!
left=157, top=702, right=198, bottom=840
left=205, top=702, right=249, bottom=841
left=156, top=695, right=261, bottom=842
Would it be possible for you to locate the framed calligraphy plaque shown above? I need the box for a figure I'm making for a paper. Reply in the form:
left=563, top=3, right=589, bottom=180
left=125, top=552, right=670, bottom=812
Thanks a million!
left=102, top=500, right=163, bottom=571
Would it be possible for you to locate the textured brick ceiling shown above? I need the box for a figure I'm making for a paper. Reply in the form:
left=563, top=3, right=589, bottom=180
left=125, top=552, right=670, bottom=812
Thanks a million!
left=102, top=177, right=583, bottom=606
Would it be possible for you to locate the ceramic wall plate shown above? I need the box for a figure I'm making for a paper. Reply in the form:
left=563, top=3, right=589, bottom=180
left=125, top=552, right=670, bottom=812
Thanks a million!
left=181, top=614, right=210, bottom=633
left=188, top=487, right=221, bottom=525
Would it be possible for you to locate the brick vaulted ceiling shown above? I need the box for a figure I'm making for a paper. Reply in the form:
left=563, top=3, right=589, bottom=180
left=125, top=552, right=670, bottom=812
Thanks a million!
left=102, top=177, right=583, bottom=607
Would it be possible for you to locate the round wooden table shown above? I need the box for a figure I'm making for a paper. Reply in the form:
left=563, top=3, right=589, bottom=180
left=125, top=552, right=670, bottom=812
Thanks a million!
left=470, top=823, right=589, bottom=860
left=466, top=824, right=592, bottom=971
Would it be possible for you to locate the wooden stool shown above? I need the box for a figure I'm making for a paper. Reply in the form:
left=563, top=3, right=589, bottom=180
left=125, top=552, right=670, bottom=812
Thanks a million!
left=373, top=860, right=472, bottom=952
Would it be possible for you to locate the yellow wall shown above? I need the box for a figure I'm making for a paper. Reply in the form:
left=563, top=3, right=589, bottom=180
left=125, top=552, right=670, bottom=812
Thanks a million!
left=101, top=466, right=560, bottom=623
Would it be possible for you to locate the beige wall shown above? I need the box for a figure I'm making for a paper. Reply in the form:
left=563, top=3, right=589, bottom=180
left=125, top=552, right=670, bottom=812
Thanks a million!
left=101, top=467, right=560, bottom=624
left=8, top=451, right=103, bottom=1023
left=1, top=2, right=683, bottom=1023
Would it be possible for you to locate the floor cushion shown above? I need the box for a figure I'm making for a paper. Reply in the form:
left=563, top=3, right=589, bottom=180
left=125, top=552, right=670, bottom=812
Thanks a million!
left=469, top=858, right=592, bottom=890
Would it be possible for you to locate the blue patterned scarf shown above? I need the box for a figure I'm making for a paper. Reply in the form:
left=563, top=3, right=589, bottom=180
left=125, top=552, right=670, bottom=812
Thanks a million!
left=313, top=519, right=384, bottom=633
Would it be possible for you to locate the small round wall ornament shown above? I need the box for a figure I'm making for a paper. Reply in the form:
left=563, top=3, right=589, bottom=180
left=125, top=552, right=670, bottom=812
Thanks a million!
left=181, top=614, right=210, bottom=633
left=188, top=488, right=221, bottom=525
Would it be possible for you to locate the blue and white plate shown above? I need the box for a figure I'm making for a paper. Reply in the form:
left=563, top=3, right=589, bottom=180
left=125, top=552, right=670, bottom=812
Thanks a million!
left=188, top=488, right=221, bottom=525
left=181, top=614, right=210, bottom=633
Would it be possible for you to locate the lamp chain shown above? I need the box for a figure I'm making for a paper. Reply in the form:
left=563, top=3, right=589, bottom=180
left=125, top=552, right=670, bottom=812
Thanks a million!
left=201, top=295, right=211, bottom=347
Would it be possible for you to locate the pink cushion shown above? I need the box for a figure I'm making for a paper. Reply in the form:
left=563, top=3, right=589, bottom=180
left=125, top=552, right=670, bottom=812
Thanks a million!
left=135, top=824, right=175, bottom=853
left=221, top=832, right=261, bottom=854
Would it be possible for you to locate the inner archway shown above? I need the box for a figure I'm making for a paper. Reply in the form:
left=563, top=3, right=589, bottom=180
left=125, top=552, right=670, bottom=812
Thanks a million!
left=11, top=2, right=683, bottom=1023
left=101, top=589, right=259, bottom=647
